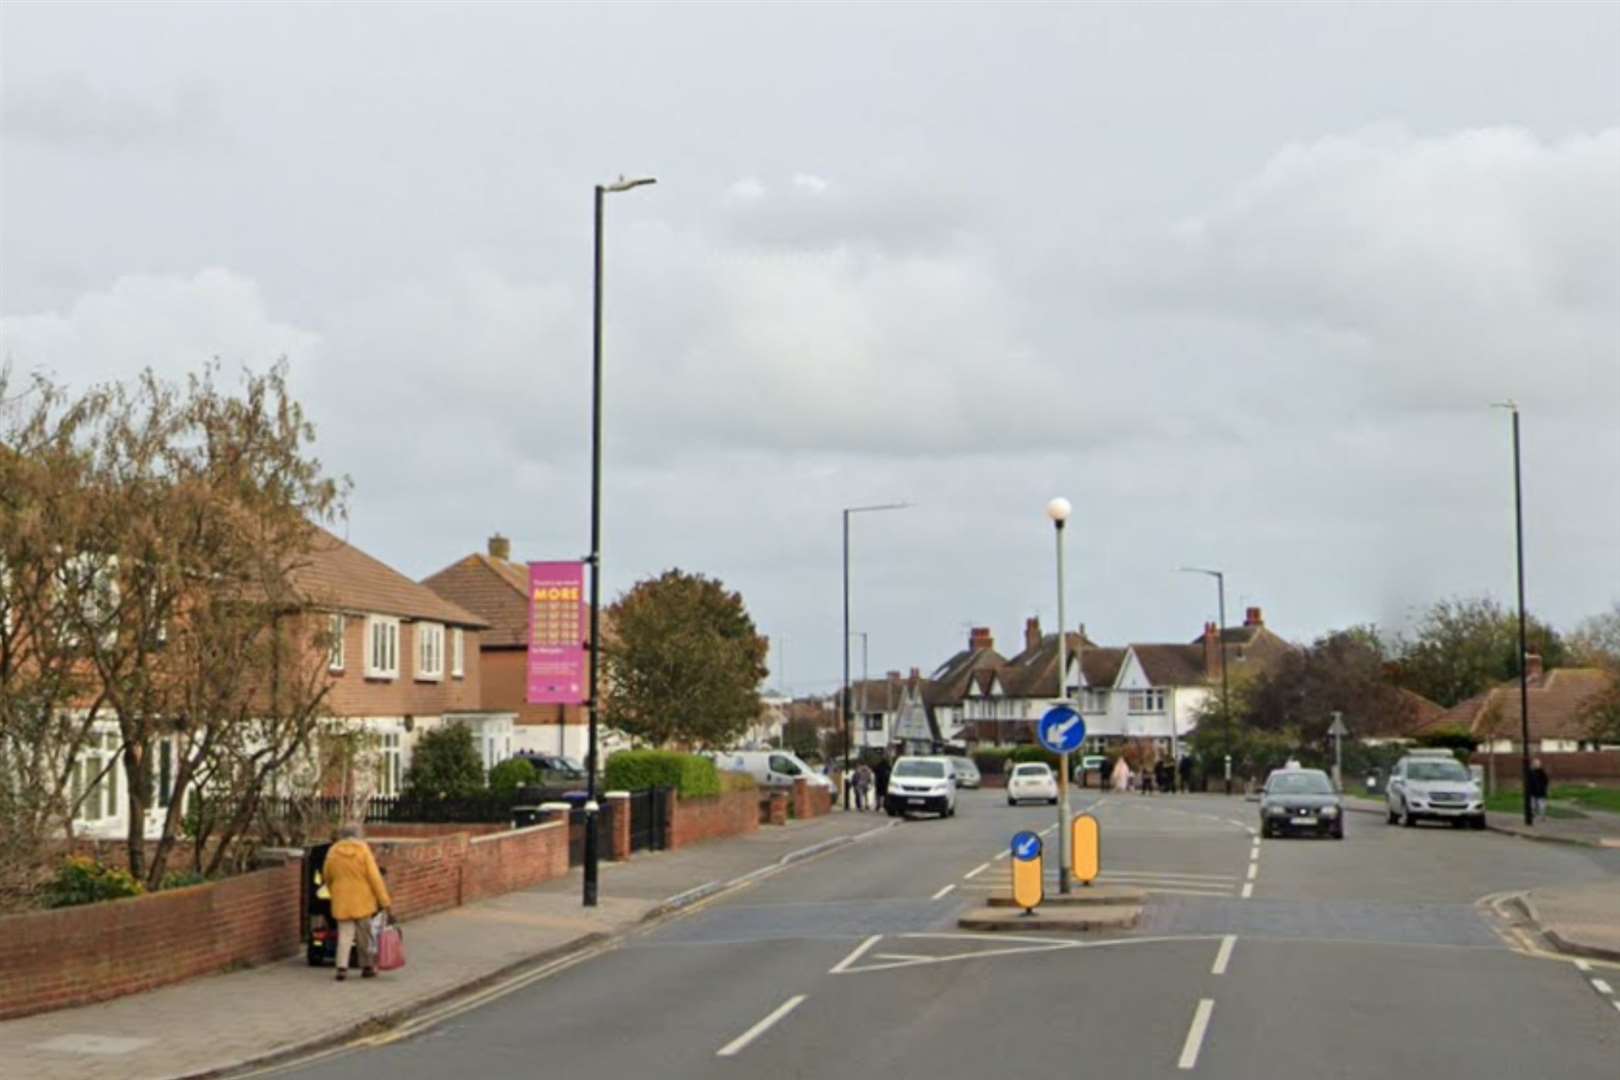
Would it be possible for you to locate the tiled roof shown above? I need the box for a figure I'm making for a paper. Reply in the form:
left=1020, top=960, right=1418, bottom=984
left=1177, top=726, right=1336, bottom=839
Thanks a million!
left=1001, top=633, right=1109, bottom=698
left=294, top=529, right=487, bottom=628
left=926, top=647, right=1006, bottom=706
left=849, top=678, right=905, bottom=712
left=422, top=554, right=530, bottom=646
left=1131, top=643, right=1207, bottom=686
left=1419, top=668, right=1616, bottom=742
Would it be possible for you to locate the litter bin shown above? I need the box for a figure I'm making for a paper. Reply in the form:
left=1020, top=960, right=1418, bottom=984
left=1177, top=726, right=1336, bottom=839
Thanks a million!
left=512, top=805, right=544, bottom=828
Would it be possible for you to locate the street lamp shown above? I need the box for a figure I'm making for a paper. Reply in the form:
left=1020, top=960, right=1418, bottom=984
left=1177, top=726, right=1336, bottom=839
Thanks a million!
left=1047, top=496, right=1074, bottom=894
left=1494, top=401, right=1534, bottom=827
left=843, top=503, right=908, bottom=808
left=850, top=631, right=870, bottom=754
left=584, top=174, right=655, bottom=908
left=1179, top=566, right=1229, bottom=795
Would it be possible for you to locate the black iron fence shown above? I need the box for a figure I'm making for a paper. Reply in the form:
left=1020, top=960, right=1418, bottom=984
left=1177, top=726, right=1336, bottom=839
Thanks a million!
left=628, top=787, right=670, bottom=853
left=261, top=792, right=519, bottom=826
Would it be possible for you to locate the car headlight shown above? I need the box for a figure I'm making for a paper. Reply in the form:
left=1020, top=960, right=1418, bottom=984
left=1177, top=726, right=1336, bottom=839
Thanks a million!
left=1265, top=804, right=1285, bottom=815
left=1321, top=805, right=1340, bottom=817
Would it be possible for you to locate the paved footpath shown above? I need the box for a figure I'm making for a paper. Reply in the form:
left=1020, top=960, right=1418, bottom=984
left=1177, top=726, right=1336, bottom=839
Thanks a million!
left=1, top=810, right=890, bottom=1080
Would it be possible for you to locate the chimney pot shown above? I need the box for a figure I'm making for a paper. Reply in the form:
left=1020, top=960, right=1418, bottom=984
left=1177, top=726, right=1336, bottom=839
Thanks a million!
left=887, top=670, right=902, bottom=682
left=1024, top=616, right=1042, bottom=652
left=1244, top=606, right=1264, bottom=628
left=488, top=533, right=512, bottom=561
left=969, top=626, right=994, bottom=651
left=909, top=667, right=920, bottom=679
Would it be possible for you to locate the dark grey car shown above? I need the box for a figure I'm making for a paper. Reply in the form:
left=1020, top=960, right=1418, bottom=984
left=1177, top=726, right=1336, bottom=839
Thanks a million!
left=1260, top=768, right=1345, bottom=839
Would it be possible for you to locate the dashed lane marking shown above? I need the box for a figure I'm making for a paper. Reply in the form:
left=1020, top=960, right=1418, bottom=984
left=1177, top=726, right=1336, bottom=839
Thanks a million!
left=1212, top=934, right=1236, bottom=975
left=1246, top=863, right=1259, bottom=881
left=1592, top=978, right=1613, bottom=996
left=931, top=883, right=957, bottom=901
left=1241, top=882, right=1254, bottom=899
left=1177, top=998, right=1215, bottom=1070
left=716, top=994, right=806, bottom=1057
left=964, top=862, right=992, bottom=879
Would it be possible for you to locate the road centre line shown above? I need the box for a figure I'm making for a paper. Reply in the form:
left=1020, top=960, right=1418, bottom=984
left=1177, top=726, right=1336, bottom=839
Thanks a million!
left=931, top=883, right=957, bottom=900
left=1177, top=998, right=1216, bottom=1070
left=1241, top=882, right=1254, bottom=899
left=1575, top=960, right=1591, bottom=972
left=1211, top=935, right=1236, bottom=975
left=1246, top=863, right=1259, bottom=881
left=829, top=935, right=881, bottom=974
left=716, top=994, right=807, bottom=1057
left=964, top=862, right=992, bottom=879
left=1592, top=978, right=1614, bottom=995
left=1039, top=824, right=1057, bottom=836
left=1614, top=1001, right=1620, bottom=1016
left=994, top=850, right=1011, bottom=860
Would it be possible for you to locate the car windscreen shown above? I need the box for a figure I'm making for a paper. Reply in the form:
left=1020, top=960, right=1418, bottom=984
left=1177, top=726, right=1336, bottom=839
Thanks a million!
left=894, top=760, right=946, bottom=778
left=1407, top=761, right=1469, bottom=781
left=1011, top=765, right=1051, bottom=778
left=1266, top=772, right=1334, bottom=795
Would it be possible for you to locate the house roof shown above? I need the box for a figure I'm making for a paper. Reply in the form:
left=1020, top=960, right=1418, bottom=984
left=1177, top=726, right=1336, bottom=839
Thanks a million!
left=849, top=677, right=906, bottom=712
left=422, top=553, right=531, bottom=646
left=294, top=530, right=488, bottom=628
left=1130, top=643, right=1208, bottom=686
left=1000, top=633, right=1113, bottom=698
left=926, top=646, right=1006, bottom=706
left=1418, top=668, right=1616, bottom=743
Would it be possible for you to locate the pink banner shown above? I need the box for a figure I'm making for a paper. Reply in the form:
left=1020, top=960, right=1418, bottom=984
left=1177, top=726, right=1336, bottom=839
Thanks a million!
left=526, top=561, right=586, bottom=705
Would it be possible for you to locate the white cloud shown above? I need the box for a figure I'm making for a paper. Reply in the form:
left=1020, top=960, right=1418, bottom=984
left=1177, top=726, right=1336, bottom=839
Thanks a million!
left=725, top=176, right=767, bottom=201
left=791, top=173, right=830, bottom=195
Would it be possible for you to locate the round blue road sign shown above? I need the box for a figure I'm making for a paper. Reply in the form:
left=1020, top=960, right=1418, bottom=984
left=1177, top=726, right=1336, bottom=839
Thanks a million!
left=1010, top=830, right=1043, bottom=862
left=1038, top=705, right=1086, bottom=754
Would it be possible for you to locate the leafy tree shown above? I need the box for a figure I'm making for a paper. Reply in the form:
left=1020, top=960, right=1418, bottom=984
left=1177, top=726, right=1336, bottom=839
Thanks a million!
left=780, top=717, right=822, bottom=760
left=603, top=569, right=769, bottom=749
left=1568, top=603, right=1620, bottom=668
left=402, top=723, right=486, bottom=799
left=1245, top=629, right=1421, bottom=744
left=1389, top=596, right=1566, bottom=707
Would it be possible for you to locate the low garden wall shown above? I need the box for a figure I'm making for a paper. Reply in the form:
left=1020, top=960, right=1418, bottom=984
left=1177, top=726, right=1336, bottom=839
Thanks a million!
left=1470, top=750, right=1620, bottom=785
left=670, top=789, right=762, bottom=849
left=0, top=861, right=302, bottom=1021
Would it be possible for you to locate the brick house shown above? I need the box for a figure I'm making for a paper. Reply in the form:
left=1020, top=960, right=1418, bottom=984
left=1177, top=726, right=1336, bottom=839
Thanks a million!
left=421, top=535, right=589, bottom=762
left=1417, top=657, right=1619, bottom=753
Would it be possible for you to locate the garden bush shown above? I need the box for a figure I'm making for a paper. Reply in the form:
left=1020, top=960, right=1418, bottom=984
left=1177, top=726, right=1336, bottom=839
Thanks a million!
left=158, top=869, right=208, bottom=891
left=1008, top=746, right=1061, bottom=767
left=604, top=750, right=720, bottom=797
left=40, top=856, right=144, bottom=908
left=488, top=757, right=539, bottom=797
left=403, top=723, right=486, bottom=799
left=719, top=769, right=758, bottom=793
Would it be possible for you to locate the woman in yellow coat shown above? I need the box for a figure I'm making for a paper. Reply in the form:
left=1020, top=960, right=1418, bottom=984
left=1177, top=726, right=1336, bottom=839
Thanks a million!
left=322, top=822, right=393, bottom=981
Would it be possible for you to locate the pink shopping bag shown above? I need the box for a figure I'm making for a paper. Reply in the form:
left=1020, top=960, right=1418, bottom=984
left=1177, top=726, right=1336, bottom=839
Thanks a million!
left=375, top=922, right=405, bottom=971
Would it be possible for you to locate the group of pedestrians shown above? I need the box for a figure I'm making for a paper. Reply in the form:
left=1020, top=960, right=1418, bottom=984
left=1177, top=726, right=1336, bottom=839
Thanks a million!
left=1105, top=754, right=1196, bottom=795
left=849, top=756, right=892, bottom=811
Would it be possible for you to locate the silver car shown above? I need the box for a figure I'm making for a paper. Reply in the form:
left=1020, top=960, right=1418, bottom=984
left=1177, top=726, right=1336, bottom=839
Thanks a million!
left=1386, top=751, right=1486, bottom=829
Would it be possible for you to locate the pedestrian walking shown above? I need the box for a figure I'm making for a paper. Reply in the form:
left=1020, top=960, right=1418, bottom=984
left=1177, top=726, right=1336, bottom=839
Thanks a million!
left=1111, top=757, right=1131, bottom=793
left=322, top=822, right=393, bottom=982
left=1528, top=758, right=1551, bottom=821
left=853, top=763, right=874, bottom=811
left=1179, top=754, right=1195, bottom=793
left=1155, top=760, right=1172, bottom=795
left=874, top=754, right=892, bottom=811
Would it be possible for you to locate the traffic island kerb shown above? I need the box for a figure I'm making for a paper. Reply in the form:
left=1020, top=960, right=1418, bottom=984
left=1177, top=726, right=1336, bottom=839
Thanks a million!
left=957, top=904, right=1141, bottom=932
left=985, top=885, right=1145, bottom=908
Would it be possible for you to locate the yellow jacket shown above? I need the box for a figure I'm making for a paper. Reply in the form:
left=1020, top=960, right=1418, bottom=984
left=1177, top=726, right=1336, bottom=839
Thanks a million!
left=322, top=839, right=392, bottom=921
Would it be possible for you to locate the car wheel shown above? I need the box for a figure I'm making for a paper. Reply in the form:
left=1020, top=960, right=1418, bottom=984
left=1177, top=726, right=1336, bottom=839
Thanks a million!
left=1471, top=815, right=1487, bottom=830
left=306, top=946, right=325, bottom=967
left=1049, top=797, right=1059, bottom=805
left=1007, top=797, right=1016, bottom=806
left=1402, top=802, right=1417, bottom=827
left=1332, top=824, right=1344, bottom=840
left=1261, top=823, right=1272, bottom=839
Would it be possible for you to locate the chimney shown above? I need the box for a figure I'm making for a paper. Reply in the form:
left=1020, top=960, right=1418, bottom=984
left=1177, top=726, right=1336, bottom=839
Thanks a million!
left=1244, top=606, right=1264, bottom=628
left=909, top=666, right=920, bottom=679
left=969, top=626, right=994, bottom=652
left=1024, top=616, right=1042, bottom=653
left=1525, top=653, right=1544, bottom=683
left=1202, top=621, right=1221, bottom=680
left=887, top=670, right=902, bottom=684
left=488, top=533, right=512, bottom=561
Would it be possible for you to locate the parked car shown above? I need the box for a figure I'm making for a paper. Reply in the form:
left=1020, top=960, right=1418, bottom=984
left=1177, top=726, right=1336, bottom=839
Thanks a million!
left=885, top=756, right=958, bottom=818
left=1006, top=762, right=1059, bottom=806
left=949, top=756, right=982, bottom=789
left=709, top=750, right=834, bottom=792
left=1385, top=750, right=1486, bottom=829
left=510, top=752, right=587, bottom=785
left=1260, top=767, right=1344, bottom=839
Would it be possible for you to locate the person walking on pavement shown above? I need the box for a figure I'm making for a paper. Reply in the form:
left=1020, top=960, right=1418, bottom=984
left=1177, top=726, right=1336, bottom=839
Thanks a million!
left=1528, top=758, right=1551, bottom=821
left=322, top=822, right=393, bottom=981
left=873, top=753, right=893, bottom=812
left=853, top=762, right=874, bottom=811
left=1111, top=756, right=1131, bottom=793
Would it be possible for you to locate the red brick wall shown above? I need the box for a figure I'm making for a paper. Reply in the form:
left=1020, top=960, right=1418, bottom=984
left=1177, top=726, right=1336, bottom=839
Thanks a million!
left=370, top=823, right=569, bottom=917
left=461, top=823, right=569, bottom=904
left=791, top=779, right=832, bottom=819
left=368, top=823, right=505, bottom=839
left=670, top=790, right=761, bottom=849
left=1471, top=750, right=1620, bottom=784
left=0, top=862, right=302, bottom=1021
left=371, top=834, right=470, bottom=919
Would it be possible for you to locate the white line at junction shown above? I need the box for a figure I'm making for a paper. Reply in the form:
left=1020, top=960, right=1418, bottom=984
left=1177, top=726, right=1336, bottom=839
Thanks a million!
left=1592, top=978, right=1614, bottom=995
left=1212, top=935, right=1236, bottom=976
left=829, top=935, right=881, bottom=974
left=1177, top=998, right=1215, bottom=1070
left=716, top=995, right=807, bottom=1057
left=1246, top=863, right=1259, bottom=881
left=964, top=862, right=991, bottom=879
left=1241, top=882, right=1254, bottom=899
left=931, top=883, right=957, bottom=900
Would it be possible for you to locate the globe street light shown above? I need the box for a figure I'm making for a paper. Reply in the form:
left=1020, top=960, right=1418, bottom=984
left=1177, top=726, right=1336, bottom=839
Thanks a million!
left=584, top=174, right=655, bottom=908
left=1047, top=497, right=1074, bottom=893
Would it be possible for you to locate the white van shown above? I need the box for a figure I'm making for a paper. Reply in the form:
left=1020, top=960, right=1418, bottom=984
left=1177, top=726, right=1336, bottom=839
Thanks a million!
left=709, top=750, right=833, bottom=791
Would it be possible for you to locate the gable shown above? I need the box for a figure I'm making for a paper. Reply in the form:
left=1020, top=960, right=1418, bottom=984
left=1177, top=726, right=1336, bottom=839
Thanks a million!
left=1115, top=649, right=1151, bottom=690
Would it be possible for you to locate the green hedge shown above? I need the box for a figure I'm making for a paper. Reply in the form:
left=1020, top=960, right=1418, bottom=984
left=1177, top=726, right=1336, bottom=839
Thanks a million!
left=604, top=750, right=721, bottom=798
left=1008, top=746, right=1061, bottom=767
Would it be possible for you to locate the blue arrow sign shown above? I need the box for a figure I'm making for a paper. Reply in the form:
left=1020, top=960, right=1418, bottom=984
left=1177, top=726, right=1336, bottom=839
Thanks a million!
left=1011, top=830, right=1043, bottom=862
left=1038, top=705, right=1086, bottom=754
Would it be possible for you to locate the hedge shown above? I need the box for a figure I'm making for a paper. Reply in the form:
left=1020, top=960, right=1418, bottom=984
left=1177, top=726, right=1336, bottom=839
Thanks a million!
left=603, top=750, right=720, bottom=798
left=1008, top=746, right=1061, bottom=767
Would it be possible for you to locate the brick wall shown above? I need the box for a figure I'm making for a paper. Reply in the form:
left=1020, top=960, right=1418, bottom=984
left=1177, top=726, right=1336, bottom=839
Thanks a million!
left=461, top=823, right=570, bottom=904
left=370, top=833, right=471, bottom=919
left=368, top=822, right=505, bottom=839
left=790, top=779, right=833, bottom=819
left=369, top=822, right=569, bottom=917
left=0, top=862, right=302, bottom=1021
left=669, top=790, right=761, bottom=849
left=1471, top=750, right=1620, bottom=785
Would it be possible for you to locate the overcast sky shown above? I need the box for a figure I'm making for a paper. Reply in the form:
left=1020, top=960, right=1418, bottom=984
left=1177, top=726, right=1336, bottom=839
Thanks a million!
left=4, top=2, right=1617, bottom=694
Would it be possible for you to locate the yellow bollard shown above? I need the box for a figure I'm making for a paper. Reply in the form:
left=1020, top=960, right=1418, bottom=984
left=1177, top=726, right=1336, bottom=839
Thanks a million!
left=1071, top=813, right=1100, bottom=885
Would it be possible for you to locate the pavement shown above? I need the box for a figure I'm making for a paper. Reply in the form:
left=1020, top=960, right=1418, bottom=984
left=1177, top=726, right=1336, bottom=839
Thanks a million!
left=250, top=790, right=1620, bottom=1080
left=0, top=809, right=888, bottom=1080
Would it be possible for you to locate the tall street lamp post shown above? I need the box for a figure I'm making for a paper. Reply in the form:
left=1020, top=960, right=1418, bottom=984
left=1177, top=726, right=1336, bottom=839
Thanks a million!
left=842, top=503, right=907, bottom=808
left=1495, top=401, right=1534, bottom=827
left=1179, top=567, right=1229, bottom=795
left=584, top=175, right=655, bottom=908
left=1047, top=497, right=1074, bottom=894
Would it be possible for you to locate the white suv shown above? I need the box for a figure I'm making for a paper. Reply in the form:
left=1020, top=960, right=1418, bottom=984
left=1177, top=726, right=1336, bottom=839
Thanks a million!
left=885, top=756, right=958, bottom=818
left=1386, top=751, right=1485, bottom=829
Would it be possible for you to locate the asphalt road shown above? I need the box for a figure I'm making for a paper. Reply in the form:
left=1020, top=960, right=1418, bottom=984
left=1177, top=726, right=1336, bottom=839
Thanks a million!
left=274, top=790, right=1620, bottom=1079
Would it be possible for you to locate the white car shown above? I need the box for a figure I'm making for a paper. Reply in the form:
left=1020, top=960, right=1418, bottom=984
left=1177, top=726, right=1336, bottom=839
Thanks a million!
left=1386, top=751, right=1485, bottom=829
left=884, top=756, right=958, bottom=818
left=1006, top=762, right=1059, bottom=806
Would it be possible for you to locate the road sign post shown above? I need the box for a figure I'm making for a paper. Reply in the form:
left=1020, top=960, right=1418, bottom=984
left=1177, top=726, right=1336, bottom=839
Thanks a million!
left=1070, top=813, right=1099, bottom=886
left=1038, top=706, right=1086, bottom=896
left=1010, top=830, right=1043, bottom=914
left=1328, top=712, right=1348, bottom=792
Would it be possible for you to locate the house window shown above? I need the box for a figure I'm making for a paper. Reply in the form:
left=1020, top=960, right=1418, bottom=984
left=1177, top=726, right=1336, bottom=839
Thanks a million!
left=451, top=628, right=465, bottom=679
left=416, top=622, right=445, bottom=682
left=366, top=616, right=400, bottom=679
left=73, top=731, right=121, bottom=822
left=1128, top=689, right=1166, bottom=713
left=864, top=714, right=884, bottom=732
left=1083, top=689, right=1109, bottom=713
left=376, top=732, right=403, bottom=796
left=328, top=614, right=345, bottom=672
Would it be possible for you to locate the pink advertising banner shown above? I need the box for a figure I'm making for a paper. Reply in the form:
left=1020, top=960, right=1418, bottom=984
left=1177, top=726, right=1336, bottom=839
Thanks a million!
left=526, top=561, right=586, bottom=705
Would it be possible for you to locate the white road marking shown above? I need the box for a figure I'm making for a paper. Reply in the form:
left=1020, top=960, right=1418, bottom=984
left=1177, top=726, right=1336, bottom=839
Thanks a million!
left=1096, top=870, right=1239, bottom=882
left=964, top=862, right=992, bottom=879
left=993, top=850, right=1012, bottom=860
left=931, top=883, right=957, bottom=900
left=1574, top=959, right=1592, bottom=972
left=1592, top=978, right=1614, bottom=995
left=1246, top=864, right=1259, bottom=881
left=1177, top=998, right=1215, bottom=1070
left=1038, top=824, right=1057, bottom=836
left=1212, top=934, right=1236, bottom=975
left=829, top=935, right=881, bottom=974
left=1613, top=1001, right=1620, bottom=1015
left=1241, top=882, right=1254, bottom=899
left=716, top=994, right=807, bottom=1057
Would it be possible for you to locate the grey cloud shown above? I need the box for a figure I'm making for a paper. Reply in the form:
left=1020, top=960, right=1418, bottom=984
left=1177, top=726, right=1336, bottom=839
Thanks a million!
left=2, top=74, right=223, bottom=151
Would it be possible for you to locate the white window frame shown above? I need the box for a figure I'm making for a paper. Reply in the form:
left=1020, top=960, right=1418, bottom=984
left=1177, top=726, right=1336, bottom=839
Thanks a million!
left=416, top=622, right=445, bottom=682
left=451, top=627, right=465, bottom=679
left=366, top=616, right=400, bottom=679
left=376, top=731, right=403, bottom=797
left=1128, top=688, right=1166, bottom=714
left=72, top=730, right=122, bottom=823
left=328, top=613, right=346, bottom=672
